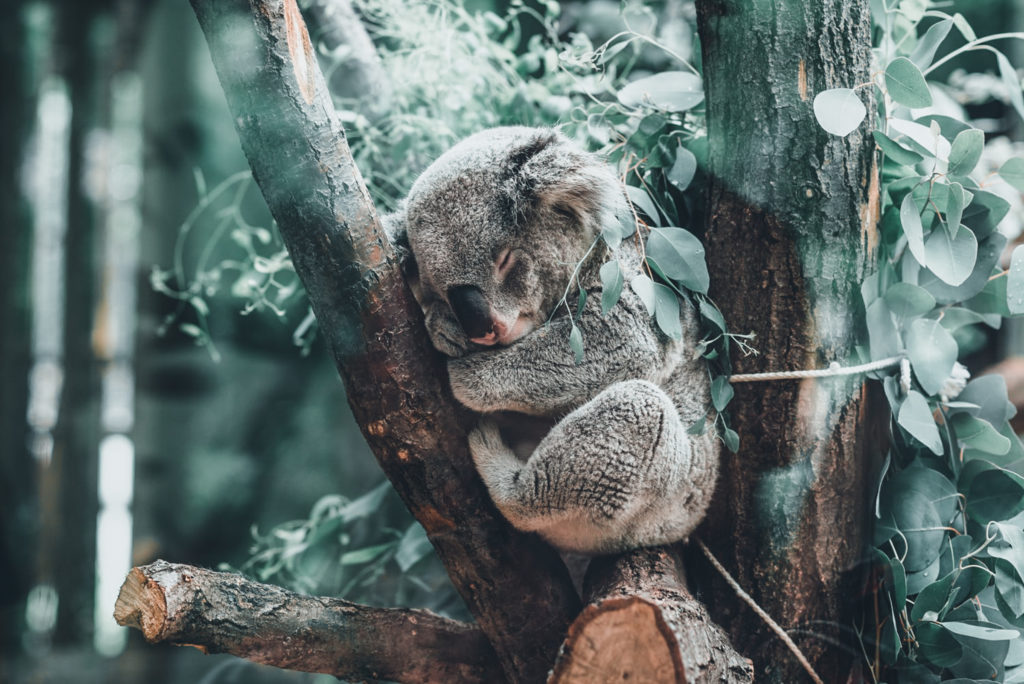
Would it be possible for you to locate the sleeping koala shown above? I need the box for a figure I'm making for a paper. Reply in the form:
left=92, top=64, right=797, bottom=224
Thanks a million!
left=385, top=126, right=719, bottom=554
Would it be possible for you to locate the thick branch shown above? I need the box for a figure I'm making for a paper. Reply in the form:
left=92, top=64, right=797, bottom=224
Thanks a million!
left=305, top=0, right=393, bottom=120
left=114, top=560, right=499, bottom=683
left=550, top=548, right=753, bottom=683
left=186, top=2, right=579, bottom=681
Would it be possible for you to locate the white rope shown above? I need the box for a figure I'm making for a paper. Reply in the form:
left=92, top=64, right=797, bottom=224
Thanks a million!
left=730, top=355, right=903, bottom=383
left=697, top=539, right=825, bottom=684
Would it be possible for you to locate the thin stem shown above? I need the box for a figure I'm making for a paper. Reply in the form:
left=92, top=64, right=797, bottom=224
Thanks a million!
left=924, top=32, right=1024, bottom=76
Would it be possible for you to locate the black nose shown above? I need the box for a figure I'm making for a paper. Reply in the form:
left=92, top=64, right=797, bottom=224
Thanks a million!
left=447, top=285, right=494, bottom=339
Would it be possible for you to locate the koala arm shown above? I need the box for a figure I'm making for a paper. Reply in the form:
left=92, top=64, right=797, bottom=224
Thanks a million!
left=448, top=285, right=674, bottom=416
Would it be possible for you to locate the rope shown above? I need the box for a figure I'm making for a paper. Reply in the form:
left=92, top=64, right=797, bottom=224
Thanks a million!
left=730, top=355, right=903, bottom=383
left=696, top=539, right=825, bottom=684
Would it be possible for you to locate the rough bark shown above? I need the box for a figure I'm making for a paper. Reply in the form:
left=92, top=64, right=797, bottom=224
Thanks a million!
left=550, top=548, right=753, bottom=684
left=305, top=0, right=393, bottom=121
left=695, top=1, right=879, bottom=681
left=186, top=1, right=580, bottom=681
left=114, top=560, right=500, bottom=683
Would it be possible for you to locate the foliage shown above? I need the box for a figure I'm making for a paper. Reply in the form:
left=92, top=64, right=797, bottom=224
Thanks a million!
left=227, top=481, right=468, bottom=618
left=814, top=2, right=1024, bottom=680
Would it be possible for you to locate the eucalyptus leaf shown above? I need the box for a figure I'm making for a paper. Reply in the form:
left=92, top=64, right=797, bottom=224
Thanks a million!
left=723, top=427, right=739, bottom=453
left=999, top=158, right=1024, bottom=193
left=952, top=13, right=977, bottom=42
left=951, top=413, right=1012, bottom=455
left=948, top=129, right=985, bottom=176
left=886, top=57, right=933, bottom=108
left=910, top=18, right=953, bottom=69
left=945, top=181, right=970, bottom=239
left=617, top=71, right=704, bottom=112
left=883, top=282, right=935, bottom=319
left=924, top=221, right=978, bottom=286
left=646, top=227, right=709, bottom=293
left=812, top=88, right=867, bottom=136
left=873, top=130, right=924, bottom=166
left=600, top=260, right=624, bottom=315
left=653, top=283, right=682, bottom=340
left=569, top=323, right=584, bottom=364
left=996, top=50, right=1024, bottom=122
left=711, top=376, right=734, bottom=412
left=906, top=318, right=959, bottom=397
left=942, top=621, right=1020, bottom=641
left=625, top=184, right=661, bottom=225
left=890, top=118, right=951, bottom=159
left=897, top=391, right=943, bottom=455
left=667, top=145, right=698, bottom=191
left=900, top=193, right=927, bottom=266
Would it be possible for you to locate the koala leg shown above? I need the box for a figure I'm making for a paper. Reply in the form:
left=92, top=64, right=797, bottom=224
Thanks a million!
left=468, top=379, right=717, bottom=554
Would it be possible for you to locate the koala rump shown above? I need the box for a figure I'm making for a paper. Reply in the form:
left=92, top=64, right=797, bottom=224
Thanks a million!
left=384, top=127, right=719, bottom=555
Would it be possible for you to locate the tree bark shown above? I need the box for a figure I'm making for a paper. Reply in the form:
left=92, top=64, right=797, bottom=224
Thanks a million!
left=695, top=1, right=878, bottom=681
left=114, top=560, right=500, bottom=683
left=550, top=548, right=753, bottom=684
left=186, top=1, right=579, bottom=681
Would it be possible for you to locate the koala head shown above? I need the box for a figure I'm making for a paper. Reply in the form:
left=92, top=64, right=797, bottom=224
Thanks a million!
left=394, top=127, right=623, bottom=357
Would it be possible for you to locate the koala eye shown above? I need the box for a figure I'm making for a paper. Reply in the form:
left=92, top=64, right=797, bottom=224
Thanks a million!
left=495, top=248, right=515, bottom=277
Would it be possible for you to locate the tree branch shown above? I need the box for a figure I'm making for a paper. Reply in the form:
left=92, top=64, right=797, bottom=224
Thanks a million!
left=304, top=0, right=393, bottom=121
left=550, top=548, right=754, bottom=683
left=114, top=560, right=500, bottom=683
left=184, top=1, right=579, bottom=681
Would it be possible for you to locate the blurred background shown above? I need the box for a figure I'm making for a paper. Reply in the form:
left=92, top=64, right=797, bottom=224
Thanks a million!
left=1, top=0, right=1023, bottom=682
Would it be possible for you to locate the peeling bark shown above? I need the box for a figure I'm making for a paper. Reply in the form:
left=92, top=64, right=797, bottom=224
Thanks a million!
left=550, top=548, right=753, bottom=684
left=694, top=1, right=879, bottom=681
left=114, top=560, right=500, bottom=683
left=185, top=1, right=579, bottom=682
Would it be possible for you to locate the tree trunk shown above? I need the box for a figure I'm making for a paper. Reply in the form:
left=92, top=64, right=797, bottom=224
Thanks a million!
left=186, top=1, right=579, bottom=681
left=694, top=2, right=878, bottom=682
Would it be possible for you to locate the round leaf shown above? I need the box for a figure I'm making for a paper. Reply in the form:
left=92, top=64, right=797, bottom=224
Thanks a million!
left=812, top=88, right=866, bottom=136
left=999, top=157, right=1024, bottom=192
left=646, top=227, right=710, bottom=294
left=948, top=129, right=985, bottom=176
left=617, top=71, right=704, bottom=112
left=924, top=221, right=978, bottom=287
left=667, top=145, right=697, bottom=191
left=885, top=57, right=933, bottom=108
left=883, top=282, right=935, bottom=319
left=906, top=318, right=958, bottom=397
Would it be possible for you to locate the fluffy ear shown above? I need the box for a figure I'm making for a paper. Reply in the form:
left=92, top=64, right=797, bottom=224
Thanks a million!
left=502, top=130, right=624, bottom=240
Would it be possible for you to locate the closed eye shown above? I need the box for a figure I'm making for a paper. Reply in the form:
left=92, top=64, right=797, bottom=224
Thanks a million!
left=496, top=248, right=514, bottom=277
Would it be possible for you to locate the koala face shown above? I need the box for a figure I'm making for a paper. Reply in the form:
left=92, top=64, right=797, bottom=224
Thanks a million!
left=402, top=127, right=623, bottom=357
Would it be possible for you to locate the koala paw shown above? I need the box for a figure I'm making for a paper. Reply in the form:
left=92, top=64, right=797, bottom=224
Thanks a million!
left=468, top=419, right=517, bottom=478
left=448, top=357, right=496, bottom=412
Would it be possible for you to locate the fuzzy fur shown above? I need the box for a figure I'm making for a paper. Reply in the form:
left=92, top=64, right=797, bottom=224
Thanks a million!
left=385, top=127, right=719, bottom=554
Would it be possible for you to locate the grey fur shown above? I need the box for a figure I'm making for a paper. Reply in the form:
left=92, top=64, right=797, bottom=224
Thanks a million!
left=385, top=127, right=719, bottom=554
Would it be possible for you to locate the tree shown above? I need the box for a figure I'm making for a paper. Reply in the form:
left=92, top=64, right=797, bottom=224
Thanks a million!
left=115, top=0, right=882, bottom=681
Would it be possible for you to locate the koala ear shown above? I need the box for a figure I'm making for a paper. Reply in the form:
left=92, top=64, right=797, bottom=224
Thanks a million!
left=504, top=130, right=624, bottom=240
left=382, top=206, right=422, bottom=298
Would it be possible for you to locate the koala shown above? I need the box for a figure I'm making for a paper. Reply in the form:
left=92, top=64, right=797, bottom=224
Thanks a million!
left=385, top=126, right=719, bottom=555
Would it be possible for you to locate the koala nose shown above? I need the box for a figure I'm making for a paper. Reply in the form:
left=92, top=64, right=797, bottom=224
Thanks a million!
left=447, top=285, right=494, bottom=340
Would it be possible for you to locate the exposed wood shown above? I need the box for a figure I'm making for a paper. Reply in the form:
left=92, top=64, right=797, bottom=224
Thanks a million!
left=185, top=1, right=580, bottom=681
left=695, top=1, right=879, bottom=681
left=550, top=548, right=753, bottom=684
left=114, top=560, right=501, bottom=684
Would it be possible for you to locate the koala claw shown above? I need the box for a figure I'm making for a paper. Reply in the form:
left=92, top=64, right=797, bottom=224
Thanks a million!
left=468, top=419, right=518, bottom=479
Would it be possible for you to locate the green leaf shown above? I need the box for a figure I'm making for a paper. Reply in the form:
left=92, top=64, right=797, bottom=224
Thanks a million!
left=910, top=19, right=953, bottom=69
left=952, top=13, right=976, bottom=42
left=667, top=145, right=697, bottom=191
left=951, top=414, right=1012, bottom=455
left=723, top=427, right=739, bottom=453
left=711, top=376, right=734, bottom=412
left=866, top=299, right=900, bottom=361
left=885, top=57, right=933, bottom=108
left=996, top=50, right=1024, bottom=122
left=569, top=324, right=584, bottom=364
left=630, top=273, right=656, bottom=315
left=962, top=190, right=1010, bottom=238
left=994, top=560, right=1024, bottom=618
left=1000, top=158, right=1024, bottom=192
left=600, top=260, right=624, bottom=315
left=916, top=622, right=963, bottom=667
left=617, top=71, right=704, bottom=112
left=1009, top=245, right=1024, bottom=315
left=948, top=129, right=985, bottom=176
left=576, top=288, right=587, bottom=319
left=699, top=298, right=726, bottom=332
left=913, top=574, right=955, bottom=622
left=625, top=185, right=661, bottom=225
left=966, top=467, right=1024, bottom=523
left=340, top=542, right=393, bottom=565
left=646, top=227, right=709, bottom=294
left=339, top=481, right=391, bottom=522
left=883, top=282, right=935, bottom=319
left=395, top=524, right=432, bottom=572
left=900, top=192, right=927, bottom=265
left=944, top=182, right=970, bottom=239
left=898, top=391, right=943, bottom=454
left=653, top=283, right=682, bottom=340
left=941, top=621, right=1020, bottom=641
left=873, top=130, right=924, bottom=166
left=812, top=88, right=867, bottom=136
left=890, top=118, right=950, bottom=158
left=924, top=222, right=978, bottom=287
left=906, top=318, right=959, bottom=397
